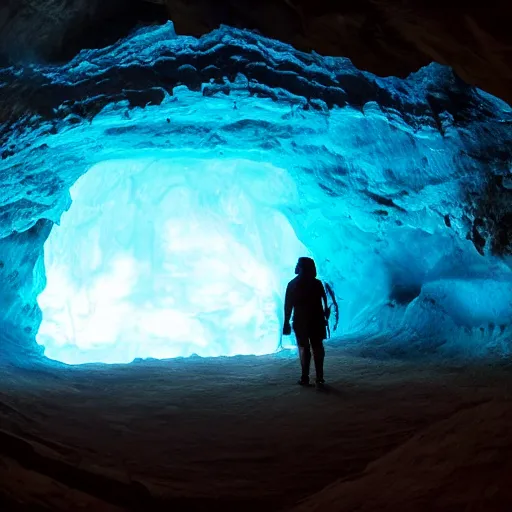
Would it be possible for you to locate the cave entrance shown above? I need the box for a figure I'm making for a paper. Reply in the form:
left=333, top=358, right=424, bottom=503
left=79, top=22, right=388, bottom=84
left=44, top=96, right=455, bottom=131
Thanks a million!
left=36, top=157, right=308, bottom=364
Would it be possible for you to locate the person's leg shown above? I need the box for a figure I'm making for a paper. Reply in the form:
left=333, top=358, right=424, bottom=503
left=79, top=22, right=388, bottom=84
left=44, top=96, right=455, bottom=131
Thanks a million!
left=294, top=330, right=312, bottom=385
left=310, top=338, right=325, bottom=384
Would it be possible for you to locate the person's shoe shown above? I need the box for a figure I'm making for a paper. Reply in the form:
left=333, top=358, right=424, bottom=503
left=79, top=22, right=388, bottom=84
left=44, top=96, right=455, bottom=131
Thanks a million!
left=297, top=377, right=311, bottom=386
left=315, top=378, right=326, bottom=388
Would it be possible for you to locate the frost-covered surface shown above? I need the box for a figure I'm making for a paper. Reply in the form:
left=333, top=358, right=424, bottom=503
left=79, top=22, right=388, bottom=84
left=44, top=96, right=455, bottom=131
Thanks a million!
left=0, top=22, right=511, bottom=363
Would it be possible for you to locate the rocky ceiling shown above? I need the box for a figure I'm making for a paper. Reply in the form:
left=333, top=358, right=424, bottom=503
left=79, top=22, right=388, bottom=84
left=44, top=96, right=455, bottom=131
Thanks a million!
left=0, top=1, right=510, bottom=105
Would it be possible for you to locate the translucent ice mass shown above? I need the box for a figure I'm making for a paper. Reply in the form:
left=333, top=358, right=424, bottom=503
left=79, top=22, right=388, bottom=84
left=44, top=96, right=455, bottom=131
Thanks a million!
left=0, top=22, right=510, bottom=364
left=37, top=159, right=308, bottom=363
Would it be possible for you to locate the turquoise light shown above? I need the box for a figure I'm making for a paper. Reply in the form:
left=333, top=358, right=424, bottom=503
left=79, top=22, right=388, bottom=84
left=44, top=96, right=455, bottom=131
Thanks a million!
left=37, top=158, right=308, bottom=364
left=0, top=22, right=510, bottom=364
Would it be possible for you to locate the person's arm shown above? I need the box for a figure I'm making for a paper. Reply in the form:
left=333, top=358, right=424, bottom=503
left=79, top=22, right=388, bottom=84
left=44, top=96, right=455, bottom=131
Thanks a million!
left=283, top=284, right=293, bottom=335
left=284, top=283, right=293, bottom=326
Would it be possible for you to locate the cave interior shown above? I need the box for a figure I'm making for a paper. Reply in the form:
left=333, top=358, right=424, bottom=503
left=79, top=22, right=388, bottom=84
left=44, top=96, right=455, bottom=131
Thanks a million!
left=0, top=2, right=512, bottom=511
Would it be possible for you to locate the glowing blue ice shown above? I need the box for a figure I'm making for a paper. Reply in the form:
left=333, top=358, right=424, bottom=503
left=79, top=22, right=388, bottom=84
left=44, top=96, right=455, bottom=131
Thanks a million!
left=36, top=158, right=308, bottom=364
left=0, top=22, right=511, bottom=364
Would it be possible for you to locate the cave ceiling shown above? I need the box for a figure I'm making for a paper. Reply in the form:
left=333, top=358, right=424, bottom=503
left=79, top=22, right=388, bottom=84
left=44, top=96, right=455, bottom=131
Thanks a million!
left=0, top=1, right=510, bottom=106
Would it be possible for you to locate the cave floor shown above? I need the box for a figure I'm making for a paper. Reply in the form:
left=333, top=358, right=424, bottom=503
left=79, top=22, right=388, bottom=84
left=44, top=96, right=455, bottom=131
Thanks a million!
left=1, top=344, right=512, bottom=511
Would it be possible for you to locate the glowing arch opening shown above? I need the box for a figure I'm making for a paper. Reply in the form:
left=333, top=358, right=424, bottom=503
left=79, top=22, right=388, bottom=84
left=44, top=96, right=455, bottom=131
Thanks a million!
left=36, top=158, right=308, bottom=364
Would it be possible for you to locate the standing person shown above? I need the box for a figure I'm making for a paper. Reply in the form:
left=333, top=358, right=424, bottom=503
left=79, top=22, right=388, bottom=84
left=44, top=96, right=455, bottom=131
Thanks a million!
left=283, top=257, right=329, bottom=387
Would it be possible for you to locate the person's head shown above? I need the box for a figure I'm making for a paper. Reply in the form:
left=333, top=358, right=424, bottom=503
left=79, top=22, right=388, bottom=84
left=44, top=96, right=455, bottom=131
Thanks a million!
left=295, top=257, right=317, bottom=278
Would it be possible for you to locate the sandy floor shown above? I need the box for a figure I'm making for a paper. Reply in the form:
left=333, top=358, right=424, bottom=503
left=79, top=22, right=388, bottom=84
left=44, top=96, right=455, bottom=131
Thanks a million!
left=1, top=343, right=512, bottom=511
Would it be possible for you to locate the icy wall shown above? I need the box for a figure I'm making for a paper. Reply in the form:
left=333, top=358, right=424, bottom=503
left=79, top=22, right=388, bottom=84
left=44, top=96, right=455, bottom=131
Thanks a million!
left=0, top=22, right=511, bottom=363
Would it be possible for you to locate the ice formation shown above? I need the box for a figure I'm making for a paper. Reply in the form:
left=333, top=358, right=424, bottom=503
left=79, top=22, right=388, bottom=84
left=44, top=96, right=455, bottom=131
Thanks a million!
left=0, top=22, right=511, bottom=364
left=37, top=158, right=308, bottom=363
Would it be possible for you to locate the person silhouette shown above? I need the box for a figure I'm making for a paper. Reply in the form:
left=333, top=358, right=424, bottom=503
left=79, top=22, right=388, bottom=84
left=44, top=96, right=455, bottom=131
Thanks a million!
left=283, top=257, right=328, bottom=387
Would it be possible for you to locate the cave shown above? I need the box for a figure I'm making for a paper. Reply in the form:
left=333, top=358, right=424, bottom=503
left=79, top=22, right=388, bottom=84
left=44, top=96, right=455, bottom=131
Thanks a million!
left=1, top=10, right=512, bottom=512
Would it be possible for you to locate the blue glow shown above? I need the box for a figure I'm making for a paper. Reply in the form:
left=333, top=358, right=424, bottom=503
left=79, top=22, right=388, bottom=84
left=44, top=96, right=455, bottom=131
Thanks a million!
left=0, top=22, right=511, bottom=364
left=36, top=158, right=308, bottom=364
